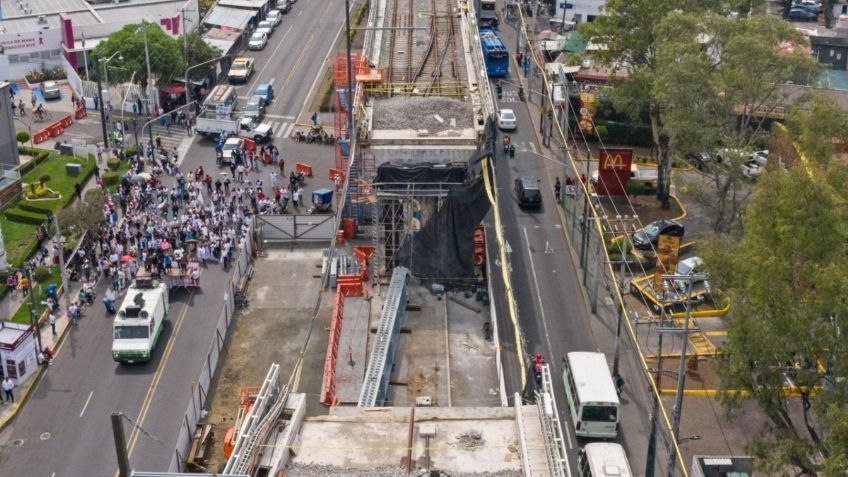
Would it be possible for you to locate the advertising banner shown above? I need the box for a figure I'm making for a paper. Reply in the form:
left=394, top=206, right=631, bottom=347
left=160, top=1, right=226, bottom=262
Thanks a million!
left=578, top=92, right=595, bottom=134
left=597, top=148, right=633, bottom=196
left=654, top=235, right=681, bottom=291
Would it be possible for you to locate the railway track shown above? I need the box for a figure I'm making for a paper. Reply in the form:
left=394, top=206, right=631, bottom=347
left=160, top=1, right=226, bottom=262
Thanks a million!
left=385, top=0, right=464, bottom=97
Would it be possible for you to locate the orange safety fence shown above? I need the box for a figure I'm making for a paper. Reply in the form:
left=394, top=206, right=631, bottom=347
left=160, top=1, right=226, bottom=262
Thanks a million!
left=321, top=291, right=345, bottom=406
left=296, top=162, right=313, bottom=177
left=48, top=123, right=64, bottom=137
left=33, top=128, right=51, bottom=144
left=74, top=106, right=87, bottom=119
left=353, top=245, right=375, bottom=282
left=329, top=167, right=345, bottom=182
left=59, top=114, right=73, bottom=128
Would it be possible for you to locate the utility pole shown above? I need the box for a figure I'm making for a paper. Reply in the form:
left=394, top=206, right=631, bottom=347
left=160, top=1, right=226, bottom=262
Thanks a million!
left=25, top=268, right=43, bottom=354
left=645, top=390, right=659, bottom=477
left=52, top=215, right=71, bottom=311
left=93, top=53, right=110, bottom=151
left=111, top=412, right=131, bottom=477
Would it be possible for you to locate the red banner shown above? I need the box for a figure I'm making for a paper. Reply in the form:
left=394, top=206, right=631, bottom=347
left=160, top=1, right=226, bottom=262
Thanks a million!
left=596, top=148, right=633, bottom=196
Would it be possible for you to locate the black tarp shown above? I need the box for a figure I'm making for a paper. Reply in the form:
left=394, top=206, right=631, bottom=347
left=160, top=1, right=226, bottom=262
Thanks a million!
left=376, top=162, right=468, bottom=184
left=394, top=178, right=490, bottom=287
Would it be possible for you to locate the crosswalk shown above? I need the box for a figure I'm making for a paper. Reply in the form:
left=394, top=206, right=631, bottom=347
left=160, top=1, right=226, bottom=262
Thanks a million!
left=147, top=123, right=191, bottom=151
left=265, top=118, right=297, bottom=140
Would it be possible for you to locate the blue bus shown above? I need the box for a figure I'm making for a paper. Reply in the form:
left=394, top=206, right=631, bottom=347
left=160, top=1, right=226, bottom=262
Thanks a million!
left=480, top=28, right=509, bottom=77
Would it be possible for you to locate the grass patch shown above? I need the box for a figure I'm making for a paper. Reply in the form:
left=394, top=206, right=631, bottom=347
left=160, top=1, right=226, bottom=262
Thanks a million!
left=0, top=216, right=40, bottom=267
left=10, top=266, right=63, bottom=325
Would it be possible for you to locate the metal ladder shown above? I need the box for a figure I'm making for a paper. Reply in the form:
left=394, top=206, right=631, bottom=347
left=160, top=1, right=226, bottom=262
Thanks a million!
left=536, top=364, right=568, bottom=477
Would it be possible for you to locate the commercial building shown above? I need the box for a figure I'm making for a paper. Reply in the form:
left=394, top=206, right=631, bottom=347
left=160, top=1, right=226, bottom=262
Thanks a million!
left=0, top=82, right=20, bottom=169
left=0, top=0, right=199, bottom=81
left=555, top=0, right=606, bottom=24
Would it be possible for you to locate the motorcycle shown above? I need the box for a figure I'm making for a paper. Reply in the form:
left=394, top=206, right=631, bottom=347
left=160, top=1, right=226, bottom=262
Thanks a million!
left=503, top=135, right=511, bottom=154
left=289, top=171, right=306, bottom=188
left=533, top=352, right=545, bottom=387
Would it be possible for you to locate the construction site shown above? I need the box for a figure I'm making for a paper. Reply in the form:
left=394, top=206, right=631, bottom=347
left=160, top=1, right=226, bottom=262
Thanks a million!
left=161, top=0, right=571, bottom=476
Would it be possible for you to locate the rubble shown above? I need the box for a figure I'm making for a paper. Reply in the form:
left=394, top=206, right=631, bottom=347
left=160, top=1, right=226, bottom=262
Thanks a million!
left=455, top=429, right=485, bottom=450
left=373, top=96, right=474, bottom=131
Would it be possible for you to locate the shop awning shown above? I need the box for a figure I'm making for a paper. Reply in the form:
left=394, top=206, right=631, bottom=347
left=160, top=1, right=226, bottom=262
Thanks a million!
left=203, top=6, right=254, bottom=31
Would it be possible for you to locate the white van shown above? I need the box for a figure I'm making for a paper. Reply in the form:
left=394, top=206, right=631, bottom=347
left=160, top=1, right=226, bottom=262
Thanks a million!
left=112, top=278, right=169, bottom=364
left=578, top=442, right=633, bottom=477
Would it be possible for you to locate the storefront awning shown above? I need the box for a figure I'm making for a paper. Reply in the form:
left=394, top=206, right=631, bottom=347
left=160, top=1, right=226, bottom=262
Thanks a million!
left=203, top=6, right=254, bottom=31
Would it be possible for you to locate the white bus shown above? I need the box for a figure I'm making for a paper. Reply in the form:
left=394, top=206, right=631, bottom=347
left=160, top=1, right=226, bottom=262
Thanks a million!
left=578, top=442, right=633, bottom=477
left=112, top=278, right=169, bottom=364
left=562, top=352, right=620, bottom=438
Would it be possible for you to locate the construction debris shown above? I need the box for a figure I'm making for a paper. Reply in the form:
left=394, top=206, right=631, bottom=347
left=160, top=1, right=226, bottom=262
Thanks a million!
left=285, top=464, right=406, bottom=477
left=456, top=429, right=485, bottom=450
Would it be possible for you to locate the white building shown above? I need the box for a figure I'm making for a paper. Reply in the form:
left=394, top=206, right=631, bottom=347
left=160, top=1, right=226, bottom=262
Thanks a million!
left=554, top=0, right=606, bottom=24
left=0, top=0, right=199, bottom=81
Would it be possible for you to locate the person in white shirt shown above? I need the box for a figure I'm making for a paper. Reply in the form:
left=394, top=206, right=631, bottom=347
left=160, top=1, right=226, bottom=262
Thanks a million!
left=2, top=376, right=14, bottom=403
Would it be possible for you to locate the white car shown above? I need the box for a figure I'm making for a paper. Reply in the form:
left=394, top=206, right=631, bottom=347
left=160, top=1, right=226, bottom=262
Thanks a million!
left=497, top=109, right=517, bottom=130
left=256, top=20, right=274, bottom=37
left=267, top=9, right=283, bottom=25
left=221, top=137, right=244, bottom=164
left=248, top=32, right=268, bottom=50
left=673, top=256, right=711, bottom=296
left=247, top=32, right=268, bottom=50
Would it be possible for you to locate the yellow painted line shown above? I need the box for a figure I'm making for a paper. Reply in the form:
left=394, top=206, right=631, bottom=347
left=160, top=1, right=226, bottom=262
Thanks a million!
left=659, top=387, right=822, bottom=397
left=704, top=330, right=727, bottom=337
left=120, top=289, right=195, bottom=470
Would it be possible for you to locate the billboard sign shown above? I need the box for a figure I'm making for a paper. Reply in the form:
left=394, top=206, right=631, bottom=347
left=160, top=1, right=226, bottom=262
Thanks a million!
left=596, top=148, right=633, bottom=196
left=654, top=235, right=681, bottom=291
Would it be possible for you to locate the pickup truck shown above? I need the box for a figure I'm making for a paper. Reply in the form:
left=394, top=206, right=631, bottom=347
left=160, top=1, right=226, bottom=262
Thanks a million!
left=238, top=117, right=273, bottom=143
left=228, top=58, right=254, bottom=84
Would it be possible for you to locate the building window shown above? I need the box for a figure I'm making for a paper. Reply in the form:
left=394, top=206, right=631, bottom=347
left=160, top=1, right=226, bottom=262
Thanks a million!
left=28, top=52, right=40, bottom=61
left=843, top=5, right=847, bottom=14
left=41, top=50, right=51, bottom=59
left=51, top=49, right=61, bottom=57
left=8, top=54, right=19, bottom=64
left=830, top=48, right=835, bottom=57
left=587, top=15, right=597, bottom=22
left=838, top=53, right=843, bottom=61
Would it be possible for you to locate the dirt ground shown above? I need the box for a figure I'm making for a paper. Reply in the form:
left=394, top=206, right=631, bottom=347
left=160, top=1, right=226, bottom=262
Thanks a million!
left=202, top=246, right=333, bottom=472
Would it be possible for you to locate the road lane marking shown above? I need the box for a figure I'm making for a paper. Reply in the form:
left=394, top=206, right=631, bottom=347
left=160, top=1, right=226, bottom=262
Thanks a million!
left=265, top=114, right=295, bottom=120
left=267, top=77, right=275, bottom=86
left=79, top=391, right=93, bottom=417
left=296, top=0, right=351, bottom=122
left=521, top=226, right=574, bottom=450
left=277, top=0, right=336, bottom=98
left=246, top=25, right=295, bottom=93
left=281, top=122, right=295, bottom=139
left=116, top=290, right=195, bottom=475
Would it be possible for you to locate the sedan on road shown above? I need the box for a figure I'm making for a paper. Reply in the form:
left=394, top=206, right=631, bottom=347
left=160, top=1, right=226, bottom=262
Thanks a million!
left=631, top=219, right=685, bottom=251
left=256, top=20, right=274, bottom=37
left=497, top=109, right=517, bottom=130
left=244, top=95, right=265, bottom=120
left=40, top=81, right=61, bottom=100
left=248, top=32, right=268, bottom=50
left=788, top=8, right=818, bottom=21
left=514, top=176, right=542, bottom=208
left=267, top=9, right=283, bottom=25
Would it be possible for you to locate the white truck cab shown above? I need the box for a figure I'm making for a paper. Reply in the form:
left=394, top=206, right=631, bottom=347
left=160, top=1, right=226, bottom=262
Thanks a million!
left=112, top=278, right=170, bottom=364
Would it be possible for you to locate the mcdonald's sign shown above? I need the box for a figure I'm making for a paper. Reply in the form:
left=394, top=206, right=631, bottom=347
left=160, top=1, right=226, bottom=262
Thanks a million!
left=596, top=148, right=633, bottom=196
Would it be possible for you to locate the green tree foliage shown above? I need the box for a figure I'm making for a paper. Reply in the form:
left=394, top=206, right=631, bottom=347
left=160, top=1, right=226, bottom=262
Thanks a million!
left=16, top=131, right=30, bottom=145
left=654, top=13, right=816, bottom=234
left=181, top=32, right=222, bottom=81
left=58, top=188, right=107, bottom=238
left=93, top=23, right=185, bottom=88
left=701, top=96, right=848, bottom=475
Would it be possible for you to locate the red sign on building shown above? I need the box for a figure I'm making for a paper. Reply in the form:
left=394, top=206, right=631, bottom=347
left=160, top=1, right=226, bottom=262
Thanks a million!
left=596, top=148, right=633, bottom=196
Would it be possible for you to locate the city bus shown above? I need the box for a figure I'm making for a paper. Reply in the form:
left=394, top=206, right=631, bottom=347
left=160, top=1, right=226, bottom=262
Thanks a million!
left=480, top=28, right=509, bottom=77
left=112, top=278, right=170, bottom=364
left=562, top=351, right=620, bottom=438
left=578, top=442, right=633, bottom=477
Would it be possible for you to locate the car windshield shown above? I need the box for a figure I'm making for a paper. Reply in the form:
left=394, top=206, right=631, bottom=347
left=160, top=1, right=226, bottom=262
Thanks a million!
left=643, top=224, right=660, bottom=237
left=259, top=21, right=272, bottom=29
left=250, top=33, right=264, bottom=41
left=114, top=326, right=149, bottom=340
left=223, top=142, right=239, bottom=151
left=501, top=111, right=515, bottom=120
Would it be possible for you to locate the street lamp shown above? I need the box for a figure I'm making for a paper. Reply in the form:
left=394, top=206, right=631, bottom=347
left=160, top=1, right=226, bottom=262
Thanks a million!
left=92, top=52, right=111, bottom=151
left=99, top=51, right=123, bottom=98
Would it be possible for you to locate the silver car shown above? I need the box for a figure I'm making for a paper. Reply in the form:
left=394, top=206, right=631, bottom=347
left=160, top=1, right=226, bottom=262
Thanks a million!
left=244, top=95, right=265, bottom=119
left=40, top=81, right=61, bottom=100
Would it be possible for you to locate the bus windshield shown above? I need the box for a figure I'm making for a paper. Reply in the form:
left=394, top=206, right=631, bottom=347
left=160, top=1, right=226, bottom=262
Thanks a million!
left=488, top=51, right=507, bottom=59
left=481, top=0, right=496, bottom=11
left=114, top=326, right=150, bottom=340
left=582, top=404, right=618, bottom=422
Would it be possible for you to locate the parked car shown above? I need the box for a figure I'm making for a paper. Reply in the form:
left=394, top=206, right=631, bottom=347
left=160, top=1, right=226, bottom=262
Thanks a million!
left=248, top=32, right=268, bottom=50
left=267, top=9, right=283, bottom=25
left=631, top=219, right=685, bottom=251
left=514, top=176, right=542, bottom=207
left=792, top=1, right=820, bottom=14
left=788, top=8, right=818, bottom=21
left=279, top=0, right=292, bottom=13
left=244, top=95, right=265, bottom=119
left=254, top=83, right=274, bottom=105
left=686, top=151, right=718, bottom=171
left=221, top=137, right=244, bottom=164
left=40, top=81, right=61, bottom=100
left=497, top=109, right=517, bottom=130
left=673, top=256, right=711, bottom=295
left=256, top=20, right=274, bottom=37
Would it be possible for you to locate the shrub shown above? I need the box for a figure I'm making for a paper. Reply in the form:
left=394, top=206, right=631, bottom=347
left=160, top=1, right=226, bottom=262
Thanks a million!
left=107, top=158, right=121, bottom=170
left=18, top=203, right=52, bottom=215
left=38, top=173, right=51, bottom=185
left=125, top=145, right=138, bottom=157
left=32, top=266, right=51, bottom=284
left=16, top=131, right=30, bottom=145
left=626, top=180, right=650, bottom=196
left=594, top=124, right=608, bottom=140
left=589, top=121, right=653, bottom=148
left=102, top=171, right=120, bottom=187
left=4, top=208, right=46, bottom=225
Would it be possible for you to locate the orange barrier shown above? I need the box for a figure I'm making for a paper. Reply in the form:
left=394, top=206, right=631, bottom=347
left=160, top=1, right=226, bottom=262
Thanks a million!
left=74, top=106, right=87, bottom=119
left=60, top=114, right=73, bottom=128
left=329, top=167, right=345, bottom=182
left=296, top=162, right=313, bottom=177
left=33, top=129, right=51, bottom=144
left=335, top=230, right=345, bottom=246
left=321, top=291, right=345, bottom=406
left=337, top=275, right=363, bottom=297
left=48, top=123, right=64, bottom=137
left=353, top=245, right=375, bottom=281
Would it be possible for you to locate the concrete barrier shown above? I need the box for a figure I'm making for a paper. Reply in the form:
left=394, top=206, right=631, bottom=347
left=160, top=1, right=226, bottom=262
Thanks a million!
left=33, top=129, right=51, bottom=144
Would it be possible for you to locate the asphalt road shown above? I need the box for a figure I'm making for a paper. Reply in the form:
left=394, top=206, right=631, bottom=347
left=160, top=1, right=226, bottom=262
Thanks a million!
left=490, top=16, right=659, bottom=476
left=0, top=1, right=347, bottom=474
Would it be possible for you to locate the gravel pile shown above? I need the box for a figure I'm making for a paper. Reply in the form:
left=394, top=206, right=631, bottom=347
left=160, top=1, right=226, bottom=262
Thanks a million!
left=456, top=429, right=485, bottom=450
left=373, top=96, right=473, bottom=131
left=285, top=464, right=406, bottom=477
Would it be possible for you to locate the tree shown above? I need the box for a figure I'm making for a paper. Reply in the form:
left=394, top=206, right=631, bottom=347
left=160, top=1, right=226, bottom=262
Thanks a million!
left=16, top=131, right=30, bottom=146
left=181, top=32, right=222, bottom=81
left=58, top=189, right=107, bottom=238
left=701, top=96, right=848, bottom=475
left=579, top=0, right=717, bottom=209
left=93, top=23, right=185, bottom=88
left=653, top=13, right=816, bottom=234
